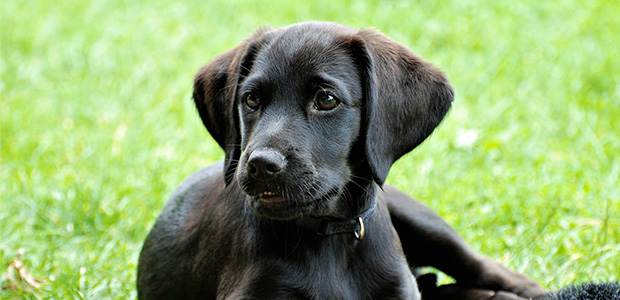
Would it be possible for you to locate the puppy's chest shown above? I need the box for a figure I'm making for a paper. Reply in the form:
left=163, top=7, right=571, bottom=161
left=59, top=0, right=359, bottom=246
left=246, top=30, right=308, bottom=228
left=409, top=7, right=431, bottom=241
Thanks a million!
left=235, top=271, right=354, bottom=300
left=228, top=256, right=417, bottom=300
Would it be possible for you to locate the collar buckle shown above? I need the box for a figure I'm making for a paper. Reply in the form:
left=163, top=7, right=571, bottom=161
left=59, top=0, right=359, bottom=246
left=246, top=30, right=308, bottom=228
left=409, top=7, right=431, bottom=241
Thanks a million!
left=299, top=207, right=373, bottom=240
left=353, top=217, right=365, bottom=240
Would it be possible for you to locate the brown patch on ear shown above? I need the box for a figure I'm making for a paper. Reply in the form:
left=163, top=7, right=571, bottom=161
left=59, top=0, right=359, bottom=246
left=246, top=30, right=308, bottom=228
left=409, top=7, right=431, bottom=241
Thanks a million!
left=357, top=28, right=454, bottom=185
left=192, top=27, right=272, bottom=184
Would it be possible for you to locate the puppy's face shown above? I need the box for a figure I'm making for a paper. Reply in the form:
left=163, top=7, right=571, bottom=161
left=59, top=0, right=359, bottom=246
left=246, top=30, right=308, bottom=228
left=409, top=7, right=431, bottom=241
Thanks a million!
left=194, top=22, right=454, bottom=222
left=235, top=29, right=363, bottom=220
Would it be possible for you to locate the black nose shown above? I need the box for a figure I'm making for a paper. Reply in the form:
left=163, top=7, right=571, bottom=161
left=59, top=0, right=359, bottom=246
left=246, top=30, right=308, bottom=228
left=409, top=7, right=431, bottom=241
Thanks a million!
left=246, top=149, right=287, bottom=179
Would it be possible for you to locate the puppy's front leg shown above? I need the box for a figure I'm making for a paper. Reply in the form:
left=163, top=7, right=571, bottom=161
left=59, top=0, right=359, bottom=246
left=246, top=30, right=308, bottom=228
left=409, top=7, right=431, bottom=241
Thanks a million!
left=383, top=185, right=546, bottom=299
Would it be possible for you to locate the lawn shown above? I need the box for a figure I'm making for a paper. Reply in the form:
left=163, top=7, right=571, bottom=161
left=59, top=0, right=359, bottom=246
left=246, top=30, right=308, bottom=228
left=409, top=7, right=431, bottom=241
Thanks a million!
left=1, top=0, right=618, bottom=298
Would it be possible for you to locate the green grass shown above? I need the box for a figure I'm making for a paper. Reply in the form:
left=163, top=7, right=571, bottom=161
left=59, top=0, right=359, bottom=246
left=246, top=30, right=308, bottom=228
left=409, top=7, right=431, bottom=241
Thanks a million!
left=1, top=0, right=618, bottom=298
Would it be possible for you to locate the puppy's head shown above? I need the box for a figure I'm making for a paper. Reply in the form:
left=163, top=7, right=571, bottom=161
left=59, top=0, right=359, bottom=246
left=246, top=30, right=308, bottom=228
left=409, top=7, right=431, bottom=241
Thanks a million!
left=193, top=22, right=453, bottom=220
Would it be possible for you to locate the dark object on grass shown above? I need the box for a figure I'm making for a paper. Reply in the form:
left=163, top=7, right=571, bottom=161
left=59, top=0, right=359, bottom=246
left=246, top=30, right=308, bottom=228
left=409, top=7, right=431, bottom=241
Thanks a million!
left=137, top=21, right=546, bottom=299
left=419, top=273, right=618, bottom=300
left=538, top=282, right=620, bottom=300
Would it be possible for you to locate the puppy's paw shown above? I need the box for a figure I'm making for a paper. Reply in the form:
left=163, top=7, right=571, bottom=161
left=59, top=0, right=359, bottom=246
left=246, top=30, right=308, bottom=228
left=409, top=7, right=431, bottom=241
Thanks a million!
left=469, top=258, right=546, bottom=298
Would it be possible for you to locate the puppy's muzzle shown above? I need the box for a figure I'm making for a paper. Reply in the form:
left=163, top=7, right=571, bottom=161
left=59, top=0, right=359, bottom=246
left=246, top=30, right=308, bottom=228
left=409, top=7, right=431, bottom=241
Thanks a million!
left=246, top=148, right=287, bottom=180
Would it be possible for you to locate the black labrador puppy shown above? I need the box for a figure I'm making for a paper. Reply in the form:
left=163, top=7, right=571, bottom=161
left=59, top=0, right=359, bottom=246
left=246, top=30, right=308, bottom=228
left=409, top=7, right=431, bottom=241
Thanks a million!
left=137, top=22, right=546, bottom=299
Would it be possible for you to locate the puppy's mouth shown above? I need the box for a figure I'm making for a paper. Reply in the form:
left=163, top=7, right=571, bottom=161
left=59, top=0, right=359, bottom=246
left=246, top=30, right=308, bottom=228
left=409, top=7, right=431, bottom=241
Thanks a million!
left=246, top=187, right=341, bottom=221
left=256, top=191, right=285, bottom=204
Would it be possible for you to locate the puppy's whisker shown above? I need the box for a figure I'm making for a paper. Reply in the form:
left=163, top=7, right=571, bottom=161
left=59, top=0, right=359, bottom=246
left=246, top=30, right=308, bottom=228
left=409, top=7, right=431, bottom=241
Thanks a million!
left=238, top=64, right=252, bottom=74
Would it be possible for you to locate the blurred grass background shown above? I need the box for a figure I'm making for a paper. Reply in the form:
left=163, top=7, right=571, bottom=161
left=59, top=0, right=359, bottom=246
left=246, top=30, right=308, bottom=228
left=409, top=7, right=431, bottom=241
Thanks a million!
left=1, top=0, right=618, bottom=298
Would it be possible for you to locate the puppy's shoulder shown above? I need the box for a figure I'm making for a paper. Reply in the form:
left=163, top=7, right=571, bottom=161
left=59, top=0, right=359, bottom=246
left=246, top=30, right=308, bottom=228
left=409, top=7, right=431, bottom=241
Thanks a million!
left=138, top=162, right=229, bottom=299
left=169, top=161, right=224, bottom=203
left=378, top=184, right=415, bottom=202
left=157, top=161, right=227, bottom=227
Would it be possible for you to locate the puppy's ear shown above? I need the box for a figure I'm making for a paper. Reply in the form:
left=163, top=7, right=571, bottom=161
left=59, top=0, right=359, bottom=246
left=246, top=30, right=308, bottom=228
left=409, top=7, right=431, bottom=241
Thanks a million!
left=193, top=28, right=270, bottom=185
left=356, top=29, right=454, bottom=185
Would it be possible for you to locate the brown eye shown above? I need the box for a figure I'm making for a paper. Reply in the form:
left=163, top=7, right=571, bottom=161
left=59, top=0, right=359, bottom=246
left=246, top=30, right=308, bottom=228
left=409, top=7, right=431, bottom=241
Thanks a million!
left=245, top=93, right=260, bottom=110
left=315, top=92, right=339, bottom=111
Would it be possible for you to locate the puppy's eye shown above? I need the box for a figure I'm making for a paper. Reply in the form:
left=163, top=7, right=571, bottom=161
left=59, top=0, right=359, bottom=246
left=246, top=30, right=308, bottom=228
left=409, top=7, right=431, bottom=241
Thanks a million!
left=245, top=93, right=260, bottom=110
left=314, top=92, right=340, bottom=111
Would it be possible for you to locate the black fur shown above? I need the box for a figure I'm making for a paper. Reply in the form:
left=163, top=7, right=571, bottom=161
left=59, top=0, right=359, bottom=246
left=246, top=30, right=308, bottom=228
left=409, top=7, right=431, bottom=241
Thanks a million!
left=538, top=282, right=620, bottom=300
left=138, top=22, right=546, bottom=299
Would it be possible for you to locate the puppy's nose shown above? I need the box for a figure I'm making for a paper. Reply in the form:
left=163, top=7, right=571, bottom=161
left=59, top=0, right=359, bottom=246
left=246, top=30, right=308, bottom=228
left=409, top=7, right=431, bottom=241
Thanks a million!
left=246, top=149, right=287, bottom=179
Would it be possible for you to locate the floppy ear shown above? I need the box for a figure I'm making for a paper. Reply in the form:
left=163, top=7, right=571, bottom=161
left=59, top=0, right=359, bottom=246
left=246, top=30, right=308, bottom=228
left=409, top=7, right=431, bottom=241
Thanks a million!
left=357, top=29, right=454, bottom=185
left=193, top=28, right=270, bottom=185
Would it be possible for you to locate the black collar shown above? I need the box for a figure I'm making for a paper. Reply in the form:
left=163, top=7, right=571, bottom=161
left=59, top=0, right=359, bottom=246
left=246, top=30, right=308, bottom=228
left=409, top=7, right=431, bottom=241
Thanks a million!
left=295, top=205, right=375, bottom=240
